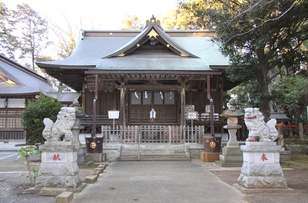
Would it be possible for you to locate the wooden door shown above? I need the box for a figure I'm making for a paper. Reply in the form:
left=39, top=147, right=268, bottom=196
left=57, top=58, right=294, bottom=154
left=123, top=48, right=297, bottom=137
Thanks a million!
left=128, top=91, right=177, bottom=124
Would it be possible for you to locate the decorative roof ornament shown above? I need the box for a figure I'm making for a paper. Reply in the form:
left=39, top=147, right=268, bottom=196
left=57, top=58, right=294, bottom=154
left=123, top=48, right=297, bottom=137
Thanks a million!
left=147, top=29, right=159, bottom=38
left=145, top=15, right=162, bottom=29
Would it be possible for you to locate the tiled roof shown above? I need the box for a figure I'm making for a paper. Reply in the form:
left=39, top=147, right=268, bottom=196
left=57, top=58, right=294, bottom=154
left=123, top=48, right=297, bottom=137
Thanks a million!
left=0, top=55, right=56, bottom=96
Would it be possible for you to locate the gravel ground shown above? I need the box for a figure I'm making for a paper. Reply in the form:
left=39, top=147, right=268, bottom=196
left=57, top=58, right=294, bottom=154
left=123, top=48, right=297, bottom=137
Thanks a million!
left=211, top=168, right=308, bottom=203
left=1, top=156, right=308, bottom=203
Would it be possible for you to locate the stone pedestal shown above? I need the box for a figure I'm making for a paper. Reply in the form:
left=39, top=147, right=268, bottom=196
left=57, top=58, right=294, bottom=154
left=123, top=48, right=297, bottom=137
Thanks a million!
left=77, top=145, right=90, bottom=165
left=36, top=141, right=82, bottom=189
left=237, top=142, right=288, bottom=190
left=88, top=153, right=106, bottom=162
left=216, top=129, right=243, bottom=167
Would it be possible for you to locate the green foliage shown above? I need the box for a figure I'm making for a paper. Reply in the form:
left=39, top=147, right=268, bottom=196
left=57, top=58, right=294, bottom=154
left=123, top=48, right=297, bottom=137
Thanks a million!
left=16, top=146, right=39, bottom=186
left=271, top=75, right=308, bottom=122
left=160, top=0, right=223, bottom=30
left=16, top=145, right=39, bottom=160
left=204, top=0, right=307, bottom=120
left=166, top=0, right=308, bottom=121
left=121, top=15, right=141, bottom=30
left=22, top=93, right=62, bottom=143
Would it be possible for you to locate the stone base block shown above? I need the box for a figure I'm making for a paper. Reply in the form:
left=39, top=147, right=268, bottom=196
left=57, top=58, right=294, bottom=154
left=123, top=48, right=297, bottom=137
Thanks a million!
left=67, top=183, right=87, bottom=193
left=280, top=151, right=291, bottom=161
left=238, top=142, right=288, bottom=190
left=39, top=187, right=67, bottom=196
left=56, top=192, right=73, bottom=203
left=87, top=153, right=106, bottom=162
left=222, top=146, right=242, bottom=156
left=85, top=175, right=98, bottom=184
left=36, top=174, right=82, bottom=189
left=238, top=173, right=288, bottom=189
left=98, top=164, right=108, bottom=170
left=95, top=167, right=104, bottom=174
left=204, top=152, right=220, bottom=162
left=215, top=161, right=242, bottom=167
left=200, top=152, right=205, bottom=162
left=234, top=183, right=293, bottom=194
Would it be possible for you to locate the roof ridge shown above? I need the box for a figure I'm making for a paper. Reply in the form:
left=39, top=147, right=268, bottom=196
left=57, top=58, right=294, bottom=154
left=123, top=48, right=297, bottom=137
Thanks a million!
left=102, top=16, right=199, bottom=59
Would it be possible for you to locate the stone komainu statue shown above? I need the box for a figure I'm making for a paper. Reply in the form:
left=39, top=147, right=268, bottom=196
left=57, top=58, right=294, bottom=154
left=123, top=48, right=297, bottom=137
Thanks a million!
left=42, top=107, right=76, bottom=141
left=244, top=108, right=278, bottom=142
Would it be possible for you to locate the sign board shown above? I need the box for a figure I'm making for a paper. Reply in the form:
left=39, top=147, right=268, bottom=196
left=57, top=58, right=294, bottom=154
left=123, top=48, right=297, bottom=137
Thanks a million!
left=187, top=111, right=199, bottom=120
left=108, top=110, right=120, bottom=119
left=186, top=105, right=195, bottom=112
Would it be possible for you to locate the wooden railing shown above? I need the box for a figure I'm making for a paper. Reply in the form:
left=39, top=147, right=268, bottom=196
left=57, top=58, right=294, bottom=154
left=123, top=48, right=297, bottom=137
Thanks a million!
left=101, top=125, right=204, bottom=144
left=0, top=129, right=26, bottom=142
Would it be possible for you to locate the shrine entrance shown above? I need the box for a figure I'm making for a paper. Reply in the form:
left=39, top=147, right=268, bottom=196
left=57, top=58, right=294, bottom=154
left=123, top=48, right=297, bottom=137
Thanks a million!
left=128, top=91, right=178, bottom=124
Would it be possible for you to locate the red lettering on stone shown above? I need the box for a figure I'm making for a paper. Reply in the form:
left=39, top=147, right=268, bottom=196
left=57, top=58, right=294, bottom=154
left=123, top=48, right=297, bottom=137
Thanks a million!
left=261, top=153, right=268, bottom=162
left=53, top=154, right=61, bottom=161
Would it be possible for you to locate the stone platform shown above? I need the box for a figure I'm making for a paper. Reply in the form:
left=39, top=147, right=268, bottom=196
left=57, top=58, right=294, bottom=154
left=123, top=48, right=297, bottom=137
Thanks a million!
left=237, top=141, right=288, bottom=189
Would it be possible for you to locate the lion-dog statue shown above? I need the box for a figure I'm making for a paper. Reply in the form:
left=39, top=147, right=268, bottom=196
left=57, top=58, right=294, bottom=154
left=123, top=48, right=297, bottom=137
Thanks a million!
left=42, top=107, right=76, bottom=141
left=244, top=108, right=278, bottom=142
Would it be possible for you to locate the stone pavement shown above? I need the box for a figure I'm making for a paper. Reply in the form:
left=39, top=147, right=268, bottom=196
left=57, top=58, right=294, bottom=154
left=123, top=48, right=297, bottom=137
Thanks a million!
left=72, top=161, right=247, bottom=203
left=0, top=142, right=24, bottom=152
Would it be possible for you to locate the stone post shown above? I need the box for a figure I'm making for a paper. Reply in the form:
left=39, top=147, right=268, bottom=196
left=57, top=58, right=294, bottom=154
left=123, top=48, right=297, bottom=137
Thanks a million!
left=216, top=99, right=244, bottom=167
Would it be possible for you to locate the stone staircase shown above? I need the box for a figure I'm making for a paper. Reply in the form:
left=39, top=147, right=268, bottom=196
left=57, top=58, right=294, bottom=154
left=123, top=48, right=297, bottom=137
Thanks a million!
left=118, top=144, right=190, bottom=161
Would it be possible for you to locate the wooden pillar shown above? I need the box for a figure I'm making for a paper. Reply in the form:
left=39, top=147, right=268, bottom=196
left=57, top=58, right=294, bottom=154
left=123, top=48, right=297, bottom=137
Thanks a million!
left=91, top=74, right=98, bottom=138
left=181, top=79, right=186, bottom=127
left=207, top=75, right=215, bottom=136
left=81, top=83, right=86, bottom=110
left=120, top=82, right=126, bottom=126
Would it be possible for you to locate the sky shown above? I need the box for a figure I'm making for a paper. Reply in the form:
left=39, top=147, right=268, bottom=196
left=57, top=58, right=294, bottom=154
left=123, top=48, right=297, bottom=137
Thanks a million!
left=3, top=0, right=179, bottom=60
left=3, top=0, right=179, bottom=30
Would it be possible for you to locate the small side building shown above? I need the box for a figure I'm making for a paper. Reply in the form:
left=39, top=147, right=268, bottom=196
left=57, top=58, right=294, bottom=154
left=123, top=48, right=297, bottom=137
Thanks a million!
left=0, top=55, right=79, bottom=142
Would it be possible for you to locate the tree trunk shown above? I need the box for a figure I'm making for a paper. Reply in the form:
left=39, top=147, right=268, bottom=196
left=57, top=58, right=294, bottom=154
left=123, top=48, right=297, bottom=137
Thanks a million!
left=26, top=156, right=34, bottom=187
left=258, top=49, right=271, bottom=122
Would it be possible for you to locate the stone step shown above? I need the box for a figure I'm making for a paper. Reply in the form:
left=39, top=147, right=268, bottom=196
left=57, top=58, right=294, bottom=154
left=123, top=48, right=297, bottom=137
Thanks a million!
left=119, top=154, right=189, bottom=161
left=119, top=144, right=189, bottom=161
left=121, top=149, right=187, bottom=153
left=121, top=151, right=187, bottom=155
left=121, top=144, right=186, bottom=150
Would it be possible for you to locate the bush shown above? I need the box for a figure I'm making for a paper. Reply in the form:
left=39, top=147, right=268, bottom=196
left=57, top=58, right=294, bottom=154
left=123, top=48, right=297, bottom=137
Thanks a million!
left=22, top=93, right=62, bottom=143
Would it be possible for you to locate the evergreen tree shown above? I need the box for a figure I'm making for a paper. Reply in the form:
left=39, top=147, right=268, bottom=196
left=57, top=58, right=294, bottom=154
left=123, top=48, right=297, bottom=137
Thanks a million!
left=22, top=93, right=62, bottom=143
left=175, top=0, right=308, bottom=121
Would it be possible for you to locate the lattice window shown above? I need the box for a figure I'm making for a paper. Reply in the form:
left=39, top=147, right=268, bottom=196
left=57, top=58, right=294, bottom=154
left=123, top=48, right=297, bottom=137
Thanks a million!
left=154, top=92, right=163, bottom=105
left=131, top=92, right=141, bottom=105
left=7, top=110, right=16, bottom=115
left=0, top=118, right=6, bottom=128
left=143, top=92, right=152, bottom=105
left=0, top=109, right=24, bottom=128
left=7, top=118, right=15, bottom=128
left=165, top=92, right=175, bottom=105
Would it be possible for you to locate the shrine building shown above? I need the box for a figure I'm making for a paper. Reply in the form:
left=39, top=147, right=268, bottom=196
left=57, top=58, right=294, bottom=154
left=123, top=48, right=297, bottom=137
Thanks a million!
left=36, top=16, right=244, bottom=154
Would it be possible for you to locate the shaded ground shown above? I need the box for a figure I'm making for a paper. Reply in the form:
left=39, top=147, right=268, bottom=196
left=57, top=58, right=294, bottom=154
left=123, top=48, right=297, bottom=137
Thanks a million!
left=210, top=153, right=308, bottom=203
left=1, top=153, right=308, bottom=203
left=0, top=153, right=96, bottom=203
